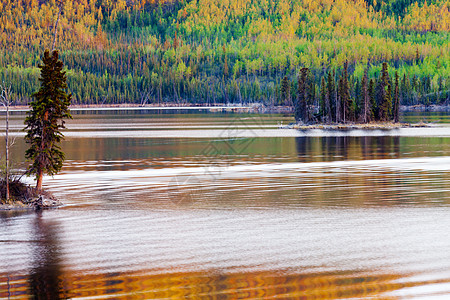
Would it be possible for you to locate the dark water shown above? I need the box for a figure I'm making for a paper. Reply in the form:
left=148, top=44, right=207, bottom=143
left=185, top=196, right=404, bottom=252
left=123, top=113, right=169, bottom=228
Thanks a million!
left=1, top=109, right=450, bottom=299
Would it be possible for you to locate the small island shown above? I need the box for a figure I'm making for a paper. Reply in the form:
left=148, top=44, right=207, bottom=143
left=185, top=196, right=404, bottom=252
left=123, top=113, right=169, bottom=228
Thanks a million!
left=0, top=177, right=61, bottom=210
left=286, top=121, right=431, bottom=130
left=281, top=63, right=416, bottom=130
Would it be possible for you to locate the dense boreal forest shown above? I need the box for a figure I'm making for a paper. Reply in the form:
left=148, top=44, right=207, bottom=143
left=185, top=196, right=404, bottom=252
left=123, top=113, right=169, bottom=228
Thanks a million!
left=0, top=0, right=449, bottom=107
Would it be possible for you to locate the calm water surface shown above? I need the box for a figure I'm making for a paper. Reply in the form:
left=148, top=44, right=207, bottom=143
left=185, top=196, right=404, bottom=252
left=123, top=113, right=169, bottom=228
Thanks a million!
left=1, top=109, right=450, bottom=299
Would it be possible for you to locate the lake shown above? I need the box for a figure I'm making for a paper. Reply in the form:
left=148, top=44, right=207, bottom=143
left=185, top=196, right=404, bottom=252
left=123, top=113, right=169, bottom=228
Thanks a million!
left=1, top=109, right=450, bottom=299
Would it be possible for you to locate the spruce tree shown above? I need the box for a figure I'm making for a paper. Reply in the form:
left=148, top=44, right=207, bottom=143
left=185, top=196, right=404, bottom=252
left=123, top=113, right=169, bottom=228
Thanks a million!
left=326, top=71, right=335, bottom=122
left=412, top=74, right=418, bottom=104
left=369, top=78, right=377, bottom=121
left=281, top=76, right=290, bottom=106
left=378, top=62, right=392, bottom=121
left=337, top=76, right=342, bottom=123
left=354, top=77, right=361, bottom=121
left=309, top=79, right=316, bottom=111
left=393, top=71, right=400, bottom=123
left=401, top=73, right=408, bottom=104
left=223, top=45, right=229, bottom=78
left=437, top=77, right=444, bottom=103
left=361, top=68, right=370, bottom=123
left=24, top=50, right=72, bottom=192
left=297, top=68, right=310, bottom=123
left=341, top=61, right=351, bottom=123
left=385, top=83, right=393, bottom=120
left=320, top=77, right=327, bottom=122
left=294, top=77, right=302, bottom=122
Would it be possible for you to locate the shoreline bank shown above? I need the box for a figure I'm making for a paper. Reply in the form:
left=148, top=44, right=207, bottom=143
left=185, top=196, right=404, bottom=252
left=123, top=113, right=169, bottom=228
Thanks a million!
left=0, top=197, right=62, bottom=210
left=1, top=104, right=448, bottom=113
left=0, top=183, right=62, bottom=211
left=286, top=121, right=432, bottom=130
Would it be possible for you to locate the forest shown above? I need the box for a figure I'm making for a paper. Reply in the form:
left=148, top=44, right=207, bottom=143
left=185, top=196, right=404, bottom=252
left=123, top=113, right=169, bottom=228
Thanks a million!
left=0, top=0, right=449, bottom=107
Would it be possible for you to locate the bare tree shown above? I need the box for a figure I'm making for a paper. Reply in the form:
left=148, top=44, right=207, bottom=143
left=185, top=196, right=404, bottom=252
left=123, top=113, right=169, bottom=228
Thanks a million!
left=139, top=86, right=154, bottom=107
left=52, top=0, right=64, bottom=50
left=100, top=95, right=108, bottom=106
left=0, top=83, right=15, bottom=201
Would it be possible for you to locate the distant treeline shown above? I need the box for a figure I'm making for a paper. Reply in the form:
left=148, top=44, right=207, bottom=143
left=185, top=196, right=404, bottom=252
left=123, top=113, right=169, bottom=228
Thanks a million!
left=0, top=0, right=448, bottom=106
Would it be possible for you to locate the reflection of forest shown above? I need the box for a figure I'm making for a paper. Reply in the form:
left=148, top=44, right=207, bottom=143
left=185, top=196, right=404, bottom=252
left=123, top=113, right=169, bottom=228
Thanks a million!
left=1, top=112, right=450, bottom=172
left=0, top=213, right=441, bottom=299
left=292, top=136, right=450, bottom=207
left=295, top=136, right=401, bottom=162
left=0, top=266, right=415, bottom=299
left=1, top=211, right=450, bottom=299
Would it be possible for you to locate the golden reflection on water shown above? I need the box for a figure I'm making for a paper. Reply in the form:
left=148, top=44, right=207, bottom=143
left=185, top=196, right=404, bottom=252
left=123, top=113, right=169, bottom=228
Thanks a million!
left=0, top=268, right=416, bottom=299
left=2, top=112, right=450, bottom=299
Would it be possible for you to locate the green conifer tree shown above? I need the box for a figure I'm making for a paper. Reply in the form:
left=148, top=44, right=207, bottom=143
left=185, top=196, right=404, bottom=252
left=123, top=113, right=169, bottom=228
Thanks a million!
left=393, top=72, right=400, bottom=123
left=361, top=68, right=370, bottom=123
left=326, top=71, right=336, bottom=122
left=378, top=62, right=392, bottom=121
left=294, top=77, right=302, bottom=122
left=337, top=76, right=343, bottom=122
left=281, top=76, right=291, bottom=106
left=320, top=77, right=327, bottom=122
left=24, top=50, right=72, bottom=192
left=341, top=61, right=352, bottom=123
left=401, top=73, right=408, bottom=104
left=223, top=45, right=229, bottom=78
left=386, top=83, right=393, bottom=120
left=354, top=77, right=361, bottom=120
left=297, top=68, right=311, bottom=123
left=369, top=78, right=377, bottom=121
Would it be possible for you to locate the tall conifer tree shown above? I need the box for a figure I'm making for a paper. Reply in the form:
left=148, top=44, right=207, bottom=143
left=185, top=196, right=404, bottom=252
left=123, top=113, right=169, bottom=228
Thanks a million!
left=369, top=78, right=377, bottom=120
left=297, top=68, right=311, bottom=123
left=281, top=76, right=290, bottom=106
left=337, top=76, right=342, bottom=122
left=393, top=71, right=400, bottom=123
left=378, top=62, right=392, bottom=121
left=341, top=61, right=351, bottom=123
left=24, top=50, right=72, bottom=192
left=223, top=45, right=229, bottom=78
left=320, top=77, right=327, bottom=122
left=361, top=68, right=370, bottom=123
left=326, top=71, right=335, bottom=122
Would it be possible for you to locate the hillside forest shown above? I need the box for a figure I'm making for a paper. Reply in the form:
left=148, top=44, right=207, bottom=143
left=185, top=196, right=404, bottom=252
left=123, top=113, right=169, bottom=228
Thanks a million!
left=0, top=0, right=449, bottom=108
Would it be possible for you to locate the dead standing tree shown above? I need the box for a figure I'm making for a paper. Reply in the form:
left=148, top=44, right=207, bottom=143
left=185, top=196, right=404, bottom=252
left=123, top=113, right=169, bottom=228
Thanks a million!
left=140, top=86, right=155, bottom=107
left=0, top=83, right=16, bottom=202
left=52, top=0, right=64, bottom=51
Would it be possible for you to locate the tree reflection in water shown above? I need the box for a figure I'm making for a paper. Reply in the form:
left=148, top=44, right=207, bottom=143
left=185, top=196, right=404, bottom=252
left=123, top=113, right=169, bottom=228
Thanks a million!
left=295, top=136, right=401, bottom=162
left=29, top=211, right=65, bottom=299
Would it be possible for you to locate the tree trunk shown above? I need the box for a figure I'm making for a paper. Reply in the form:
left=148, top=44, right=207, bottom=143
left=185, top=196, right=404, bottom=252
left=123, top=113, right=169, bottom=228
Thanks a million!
left=325, top=95, right=330, bottom=124
left=336, top=96, right=341, bottom=123
left=36, top=170, right=43, bottom=192
left=37, top=111, right=49, bottom=193
left=1, top=84, right=11, bottom=201
left=5, top=93, right=9, bottom=201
